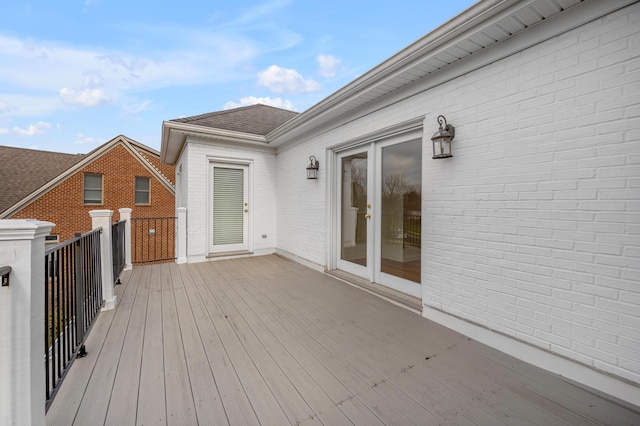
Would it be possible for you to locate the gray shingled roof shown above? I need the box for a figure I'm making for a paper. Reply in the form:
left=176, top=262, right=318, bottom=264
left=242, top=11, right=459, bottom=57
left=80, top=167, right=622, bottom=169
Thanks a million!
left=0, top=146, right=85, bottom=215
left=170, top=104, right=298, bottom=136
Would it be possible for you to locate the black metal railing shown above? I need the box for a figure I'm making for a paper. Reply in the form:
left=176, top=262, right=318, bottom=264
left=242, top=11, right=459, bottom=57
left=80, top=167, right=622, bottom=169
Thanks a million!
left=381, top=214, right=421, bottom=247
left=131, top=217, right=176, bottom=264
left=112, top=220, right=126, bottom=282
left=403, top=214, right=421, bottom=247
left=44, top=229, right=102, bottom=409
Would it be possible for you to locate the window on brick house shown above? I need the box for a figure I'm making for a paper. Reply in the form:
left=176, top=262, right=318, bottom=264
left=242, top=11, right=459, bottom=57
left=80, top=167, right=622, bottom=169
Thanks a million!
left=45, top=235, right=59, bottom=246
left=135, top=177, right=151, bottom=204
left=83, top=173, right=103, bottom=204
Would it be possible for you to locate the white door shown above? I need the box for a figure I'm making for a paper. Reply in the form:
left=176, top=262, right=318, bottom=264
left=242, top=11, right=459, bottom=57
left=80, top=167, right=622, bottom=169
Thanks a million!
left=336, top=146, right=373, bottom=278
left=374, top=138, right=422, bottom=297
left=210, top=163, right=249, bottom=254
left=335, top=137, right=422, bottom=298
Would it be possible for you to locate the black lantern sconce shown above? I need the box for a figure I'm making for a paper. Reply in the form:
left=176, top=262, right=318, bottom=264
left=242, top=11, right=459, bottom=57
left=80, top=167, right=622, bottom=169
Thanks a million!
left=431, top=115, right=455, bottom=159
left=307, top=155, right=319, bottom=179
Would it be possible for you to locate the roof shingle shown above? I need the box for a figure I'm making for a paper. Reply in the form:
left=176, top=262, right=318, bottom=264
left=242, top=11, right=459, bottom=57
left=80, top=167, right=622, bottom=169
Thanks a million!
left=170, top=104, right=298, bottom=136
left=0, top=146, right=85, bottom=215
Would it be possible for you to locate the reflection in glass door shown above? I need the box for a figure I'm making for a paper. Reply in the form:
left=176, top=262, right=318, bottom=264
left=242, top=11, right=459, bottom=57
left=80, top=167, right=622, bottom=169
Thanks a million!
left=336, top=138, right=422, bottom=296
left=340, top=151, right=369, bottom=269
left=379, top=139, right=421, bottom=284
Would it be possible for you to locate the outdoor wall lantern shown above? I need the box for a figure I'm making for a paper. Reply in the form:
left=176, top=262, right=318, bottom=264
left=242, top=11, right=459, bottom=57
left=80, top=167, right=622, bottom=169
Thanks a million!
left=307, top=155, right=319, bottom=179
left=431, top=115, right=455, bottom=159
left=0, top=265, right=11, bottom=287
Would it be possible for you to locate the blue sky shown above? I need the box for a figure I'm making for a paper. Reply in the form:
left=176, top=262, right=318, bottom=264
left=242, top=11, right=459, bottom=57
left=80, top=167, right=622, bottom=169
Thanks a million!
left=0, top=0, right=476, bottom=154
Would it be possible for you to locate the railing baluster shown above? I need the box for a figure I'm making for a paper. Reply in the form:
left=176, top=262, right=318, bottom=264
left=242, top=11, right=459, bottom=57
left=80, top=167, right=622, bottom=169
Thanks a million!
left=44, top=253, right=50, bottom=401
left=130, top=217, right=177, bottom=264
left=45, top=228, right=103, bottom=410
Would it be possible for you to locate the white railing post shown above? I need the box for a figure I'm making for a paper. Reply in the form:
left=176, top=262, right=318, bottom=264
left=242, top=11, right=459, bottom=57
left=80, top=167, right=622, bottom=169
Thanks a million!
left=177, top=207, right=187, bottom=264
left=118, top=208, right=132, bottom=271
left=89, top=210, right=116, bottom=310
left=0, top=219, right=53, bottom=426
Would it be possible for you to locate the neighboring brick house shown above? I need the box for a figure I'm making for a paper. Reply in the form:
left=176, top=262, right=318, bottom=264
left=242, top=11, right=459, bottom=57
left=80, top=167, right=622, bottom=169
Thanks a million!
left=0, top=135, right=175, bottom=253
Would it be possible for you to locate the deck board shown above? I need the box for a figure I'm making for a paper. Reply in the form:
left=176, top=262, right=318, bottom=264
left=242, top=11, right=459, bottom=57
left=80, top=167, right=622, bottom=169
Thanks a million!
left=104, top=265, right=149, bottom=426
left=46, top=255, right=640, bottom=425
left=136, top=264, right=166, bottom=425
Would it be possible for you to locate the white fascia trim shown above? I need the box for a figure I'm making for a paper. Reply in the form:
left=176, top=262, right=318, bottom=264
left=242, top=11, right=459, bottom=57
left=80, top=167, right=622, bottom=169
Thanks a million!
left=162, top=121, right=270, bottom=164
left=268, top=0, right=635, bottom=147
left=120, top=140, right=176, bottom=195
left=266, top=0, right=524, bottom=143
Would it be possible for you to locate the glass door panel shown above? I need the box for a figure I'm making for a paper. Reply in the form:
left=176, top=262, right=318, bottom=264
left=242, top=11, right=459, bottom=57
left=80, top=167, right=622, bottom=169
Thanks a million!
left=341, top=152, right=368, bottom=267
left=380, top=139, right=421, bottom=283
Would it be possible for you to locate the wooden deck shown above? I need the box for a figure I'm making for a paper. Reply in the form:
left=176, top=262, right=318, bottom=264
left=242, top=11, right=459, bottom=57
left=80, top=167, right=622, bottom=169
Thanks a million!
left=46, top=255, right=640, bottom=425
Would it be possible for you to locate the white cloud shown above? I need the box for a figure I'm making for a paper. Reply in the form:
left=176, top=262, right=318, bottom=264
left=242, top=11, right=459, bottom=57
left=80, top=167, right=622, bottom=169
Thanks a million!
left=223, top=96, right=294, bottom=111
left=0, top=94, right=62, bottom=117
left=59, top=87, right=110, bottom=107
left=122, top=99, right=152, bottom=115
left=75, top=133, right=100, bottom=145
left=0, top=127, right=9, bottom=134
left=0, top=33, right=252, bottom=111
left=317, top=54, right=341, bottom=77
left=13, top=121, right=52, bottom=136
left=257, top=65, right=320, bottom=94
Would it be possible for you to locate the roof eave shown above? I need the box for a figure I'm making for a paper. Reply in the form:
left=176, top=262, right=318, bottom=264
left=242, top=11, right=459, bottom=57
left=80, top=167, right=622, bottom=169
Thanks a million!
left=267, top=0, right=519, bottom=144
left=161, top=120, right=269, bottom=165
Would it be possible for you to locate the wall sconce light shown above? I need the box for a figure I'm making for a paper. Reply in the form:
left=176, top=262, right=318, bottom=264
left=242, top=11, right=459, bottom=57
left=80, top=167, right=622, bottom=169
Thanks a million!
left=431, top=115, right=455, bottom=159
left=307, top=155, right=319, bottom=179
left=0, top=265, right=11, bottom=287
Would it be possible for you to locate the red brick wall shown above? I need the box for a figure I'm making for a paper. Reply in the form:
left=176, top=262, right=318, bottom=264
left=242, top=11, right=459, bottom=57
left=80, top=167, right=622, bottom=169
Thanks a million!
left=137, top=150, right=176, bottom=186
left=12, top=143, right=176, bottom=243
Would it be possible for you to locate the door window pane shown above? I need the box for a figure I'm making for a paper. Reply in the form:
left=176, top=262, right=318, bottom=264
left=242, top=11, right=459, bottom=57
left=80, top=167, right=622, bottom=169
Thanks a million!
left=341, top=152, right=368, bottom=266
left=381, top=140, right=421, bottom=283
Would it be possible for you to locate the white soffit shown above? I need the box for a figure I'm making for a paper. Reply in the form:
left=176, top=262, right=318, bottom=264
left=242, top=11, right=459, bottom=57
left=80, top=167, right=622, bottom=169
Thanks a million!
left=268, top=0, right=631, bottom=145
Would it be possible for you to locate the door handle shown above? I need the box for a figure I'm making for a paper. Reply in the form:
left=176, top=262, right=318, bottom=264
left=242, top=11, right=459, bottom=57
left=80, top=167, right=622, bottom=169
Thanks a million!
left=365, top=214, right=371, bottom=219
left=244, top=209, right=249, bottom=213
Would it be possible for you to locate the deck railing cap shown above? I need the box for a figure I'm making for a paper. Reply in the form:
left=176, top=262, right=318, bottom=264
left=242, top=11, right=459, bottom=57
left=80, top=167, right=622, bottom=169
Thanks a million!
left=0, top=219, right=54, bottom=240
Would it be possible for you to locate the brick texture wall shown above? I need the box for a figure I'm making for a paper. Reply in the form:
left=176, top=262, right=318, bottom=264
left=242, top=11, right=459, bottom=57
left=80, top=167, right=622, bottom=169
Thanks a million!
left=276, top=3, right=639, bottom=385
left=182, top=140, right=277, bottom=262
left=11, top=143, right=176, bottom=246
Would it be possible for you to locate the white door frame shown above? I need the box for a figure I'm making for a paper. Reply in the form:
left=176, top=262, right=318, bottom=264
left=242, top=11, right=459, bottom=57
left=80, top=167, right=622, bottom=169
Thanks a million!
left=331, top=125, right=424, bottom=298
left=335, top=145, right=374, bottom=279
left=208, top=158, right=253, bottom=255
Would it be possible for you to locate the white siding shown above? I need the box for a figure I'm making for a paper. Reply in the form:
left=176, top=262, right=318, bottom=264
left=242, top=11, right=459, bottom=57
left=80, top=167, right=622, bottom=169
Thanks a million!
left=276, top=3, right=640, bottom=387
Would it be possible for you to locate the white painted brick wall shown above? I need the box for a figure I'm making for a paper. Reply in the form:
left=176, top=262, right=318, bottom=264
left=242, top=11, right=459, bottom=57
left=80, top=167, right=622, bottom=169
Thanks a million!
left=276, top=142, right=327, bottom=265
left=417, top=5, right=640, bottom=384
left=276, top=3, right=640, bottom=384
left=182, top=140, right=278, bottom=262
